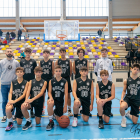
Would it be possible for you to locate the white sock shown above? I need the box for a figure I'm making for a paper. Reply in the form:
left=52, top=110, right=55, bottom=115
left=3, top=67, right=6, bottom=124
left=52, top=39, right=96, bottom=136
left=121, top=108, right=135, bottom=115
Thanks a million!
left=68, top=106, right=71, bottom=110
left=122, top=115, right=125, bottom=119
left=49, top=115, right=53, bottom=120
left=26, top=118, right=31, bottom=122
left=8, top=117, right=13, bottom=123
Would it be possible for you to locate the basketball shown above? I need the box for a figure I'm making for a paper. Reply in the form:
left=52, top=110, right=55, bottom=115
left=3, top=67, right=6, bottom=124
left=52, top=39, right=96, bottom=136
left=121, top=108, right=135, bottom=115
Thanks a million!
left=58, top=115, right=70, bottom=128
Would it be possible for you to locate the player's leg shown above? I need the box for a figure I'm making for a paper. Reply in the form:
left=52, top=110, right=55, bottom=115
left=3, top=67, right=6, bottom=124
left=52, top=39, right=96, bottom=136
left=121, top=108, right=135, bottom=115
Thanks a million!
left=21, top=103, right=32, bottom=130
left=46, top=99, right=54, bottom=130
left=72, top=99, right=81, bottom=127
left=103, top=115, right=110, bottom=123
left=42, top=92, right=46, bottom=115
left=5, top=104, right=14, bottom=131
left=120, top=101, right=128, bottom=127
left=82, top=114, right=89, bottom=122
left=16, top=118, right=23, bottom=125
left=35, top=117, right=41, bottom=125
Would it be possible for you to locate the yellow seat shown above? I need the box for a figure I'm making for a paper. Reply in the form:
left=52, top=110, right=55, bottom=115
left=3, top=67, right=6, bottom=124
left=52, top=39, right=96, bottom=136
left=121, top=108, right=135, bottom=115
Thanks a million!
left=45, top=43, right=48, bottom=45
left=115, top=55, right=120, bottom=58
left=108, top=52, right=112, bottom=55
left=32, top=39, right=35, bottom=41
left=93, top=44, right=97, bottom=47
left=73, top=45, right=76, bottom=47
left=82, top=47, right=86, bottom=49
left=19, top=45, right=23, bottom=48
left=135, top=44, right=138, bottom=46
left=114, top=37, right=117, bottom=39
left=52, top=45, right=56, bottom=47
left=69, top=47, right=73, bottom=49
left=93, top=37, right=96, bottom=39
left=29, top=43, right=33, bottom=45
left=91, top=49, right=96, bottom=52
left=84, top=55, right=89, bottom=58
left=14, top=50, right=18, bottom=53
left=31, top=45, right=35, bottom=47
left=15, top=53, right=20, bottom=56
left=107, top=46, right=112, bottom=49
left=27, top=41, right=30, bottom=43
left=101, top=38, right=104, bottom=40
left=76, top=41, right=79, bottom=43
left=99, top=47, right=102, bottom=49
left=17, top=60, right=20, bottom=63
left=100, top=42, right=104, bottom=44
left=98, top=52, right=101, bottom=55
left=37, top=37, right=40, bottom=39
left=91, top=40, right=95, bottom=43
left=69, top=52, right=73, bottom=55
left=113, top=62, right=115, bottom=66
left=66, top=50, right=68, bottom=52
left=80, top=42, right=84, bottom=45
left=5, top=45, right=9, bottom=48
left=65, top=42, right=68, bottom=45
left=59, top=56, right=61, bottom=58
left=1, top=48, right=6, bottom=50
left=37, top=50, right=42, bottom=53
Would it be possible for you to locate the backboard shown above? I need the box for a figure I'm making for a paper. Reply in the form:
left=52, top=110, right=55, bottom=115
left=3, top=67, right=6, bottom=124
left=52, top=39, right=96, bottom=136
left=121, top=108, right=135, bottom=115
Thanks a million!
left=44, top=20, right=80, bottom=42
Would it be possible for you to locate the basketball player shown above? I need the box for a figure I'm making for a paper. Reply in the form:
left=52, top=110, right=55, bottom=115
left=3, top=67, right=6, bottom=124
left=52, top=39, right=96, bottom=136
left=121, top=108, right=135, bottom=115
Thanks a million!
left=20, top=47, right=37, bottom=118
left=96, top=70, right=115, bottom=129
left=39, top=49, right=54, bottom=114
left=120, top=64, right=140, bottom=127
left=55, top=48, right=72, bottom=116
left=72, top=67, right=94, bottom=127
left=73, top=48, right=89, bottom=79
left=46, top=65, right=68, bottom=131
left=21, top=66, right=47, bottom=130
left=5, top=67, right=29, bottom=131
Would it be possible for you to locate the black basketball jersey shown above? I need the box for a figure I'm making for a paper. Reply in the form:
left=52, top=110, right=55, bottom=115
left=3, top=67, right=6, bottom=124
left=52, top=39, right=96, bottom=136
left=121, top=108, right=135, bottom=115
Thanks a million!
left=98, top=80, right=112, bottom=101
left=51, top=78, right=66, bottom=105
left=40, top=59, right=53, bottom=81
left=76, top=77, right=92, bottom=101
left=126, top=77, right=140, bottom=105
left=12, top=79, right=27, bottom=103
left=20, top=59, right=37, bottom=81
left=75, top=58, right=87, bottom=79
left=58, top=59, right=70, bottom=78
left=30, top=79, right=45, bottom=104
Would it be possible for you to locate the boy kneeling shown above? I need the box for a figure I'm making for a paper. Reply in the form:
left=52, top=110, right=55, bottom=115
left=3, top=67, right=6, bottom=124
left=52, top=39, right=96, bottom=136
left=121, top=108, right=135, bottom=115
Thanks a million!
left=96, top=70, right=115, bottom=129
left=21, top=66, right=47, bottom=130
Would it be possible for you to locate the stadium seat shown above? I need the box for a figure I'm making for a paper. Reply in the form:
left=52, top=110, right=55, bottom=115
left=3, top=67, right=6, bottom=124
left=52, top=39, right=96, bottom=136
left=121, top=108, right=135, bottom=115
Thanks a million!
left=15, top=53, right=20, bottom=56
left=37, top=50, right=42, bottom=53
left=108, top=52, right=112, bottom=55
left=115, top=55, right=120, bottom=58
left=14, top=50, right=18, bottom=53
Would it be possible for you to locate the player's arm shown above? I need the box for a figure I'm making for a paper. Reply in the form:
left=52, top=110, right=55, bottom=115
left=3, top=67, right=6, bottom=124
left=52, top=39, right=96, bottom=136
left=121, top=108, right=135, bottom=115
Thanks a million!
left=120, top=79, right=127, bottom=104
left=87, top=60, right=89, bottom=72
left=55, top=60, right=58, bottom=66
left=48, top=80, right=53, bottom=99
left=72, top=80, right=78, bottom=100
left=39, top=61, right=41, bottom=67
left=34, top=60, right=37, bottom=69
left=8, top=82, right=13, bottom=101
left=63, top=81, right=68, bottom=113
left=52, top=61, right=54, bottom=76
left=110, top=60, right=113, bottom=73
left=105, top=83, right=115, bottom=102
left=73, top=61, right=76, bottom=75
left=27, top=81, right=47, bottom=103
left=25, top=80, right=32, bottom=100
left=90, top=81, right=94, bottom=111
left=70, top=60, right=72, bottom=76
left=14, top=82, right=29, bottom=104
left=96, top=83, right=100, bottom=101
left=94, top=60, right=99, bottom=76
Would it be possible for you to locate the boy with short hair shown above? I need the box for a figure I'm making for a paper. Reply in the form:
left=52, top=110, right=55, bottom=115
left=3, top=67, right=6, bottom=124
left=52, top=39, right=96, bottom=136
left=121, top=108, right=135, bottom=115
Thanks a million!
left=72, top=66, right=94, bottom=127
left=55, top=48, right=72, bottom=116
left=21, top=66, right=47, bottom=130
left=46, top=65, right=68, bottom=131
left=5, top=67, right=29, bottom=131
left=96, top=70, right=115, bottom=129
left=120, top=64, right=140, bottom=127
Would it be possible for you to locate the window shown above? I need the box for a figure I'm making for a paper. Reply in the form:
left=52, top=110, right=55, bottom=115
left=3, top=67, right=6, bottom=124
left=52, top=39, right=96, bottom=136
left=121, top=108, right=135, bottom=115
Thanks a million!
left=20, top=0, right=61, bottom=17
left=66, top=0, right=108, bottom=16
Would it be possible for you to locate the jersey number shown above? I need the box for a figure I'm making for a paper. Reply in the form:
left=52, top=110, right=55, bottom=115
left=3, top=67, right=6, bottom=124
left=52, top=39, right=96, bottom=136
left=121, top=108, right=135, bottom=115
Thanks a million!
left=81, top=90, right=88, bottom=97
left=55, top=91, right=61, bottom=98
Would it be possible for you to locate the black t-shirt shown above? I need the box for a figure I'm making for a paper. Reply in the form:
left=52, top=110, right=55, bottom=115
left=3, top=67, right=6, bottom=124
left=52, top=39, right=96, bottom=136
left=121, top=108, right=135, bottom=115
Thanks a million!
left=98, top=80, right=112, bottom=103
left=40, top=59, right=53, bottom=81
left=125, top=77, right=140, bottom=106
left=76, top=77, right=92, bottom=102
left=58, top=59, right=70, bottom=78
left=51, top=78, right=66, bottom=105
left=75, top=58, right=87, bottom=79
left=12, top=79, right=27, bottom=104
left=20, top=59, right=37, bottom=81
left=30, top=79, right=45, bottom=104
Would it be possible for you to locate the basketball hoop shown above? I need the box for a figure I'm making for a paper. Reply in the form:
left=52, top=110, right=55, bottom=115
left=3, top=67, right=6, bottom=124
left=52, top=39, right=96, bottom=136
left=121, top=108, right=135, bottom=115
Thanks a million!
left=56, top=34, right=67, bottom=41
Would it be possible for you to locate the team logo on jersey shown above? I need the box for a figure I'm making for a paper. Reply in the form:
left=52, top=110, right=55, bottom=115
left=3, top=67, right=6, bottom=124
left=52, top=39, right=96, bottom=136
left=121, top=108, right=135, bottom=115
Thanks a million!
left=22, top=85, right=25, bottom=89
left=66, top=61, right=68, bottom=64
left=40, top=83, right=43, bottom=87
left=23, top=61, right=25, bottom=63
left=61, top=82, right=64, bottom=86
left=7, top=65, right=12, bottom=71
left=14, top=83, right=17, bottom=85
left=108, top=86, right=111, bottom=89
left=83, top=61, right=86, bottom=64
left=137, top=81, right=140, bottom=84
left=79, top=81, right=82, bottom=83
left=87, top=82, right=89, bottom=86
left=30, top=62, right=32, bottom=64
left=105, top=94, right=108, bottom=99
left=101, top=86, right=104, bottom=88
left=53, top=82, right=56, bottom=84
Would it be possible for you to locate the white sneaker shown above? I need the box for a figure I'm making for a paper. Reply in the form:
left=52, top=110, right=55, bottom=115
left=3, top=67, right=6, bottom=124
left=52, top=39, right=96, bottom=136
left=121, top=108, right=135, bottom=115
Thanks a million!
left=78, top=107, right=82, bottom=115
left=125, top=110, right=131, bottom=119
left=68, top=110, right=73, bottom=116
left=121, top=118, right=126, bottom=127
left=72, top=117, right=78, bottom=127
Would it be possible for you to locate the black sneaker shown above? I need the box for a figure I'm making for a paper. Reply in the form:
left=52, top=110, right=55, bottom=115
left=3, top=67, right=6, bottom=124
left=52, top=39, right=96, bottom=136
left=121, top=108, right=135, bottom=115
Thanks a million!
left=109, top=112, right=113, bottom=117
left=46, top=120, right=54, bottom=131
left=22, top=121, right=32, bottom=130
left=12, top=115, right=16, bottom=122
left=31, top=111, right=35, bottom=118
left=98, top=120, right=104, bottom=129
left=1, top=116, right=7, bottom=123
left=89, top=113, right=92, bottom=117
left=68, top=109, right=73, bottom=116
left=97, top=113, right=99, bottom=117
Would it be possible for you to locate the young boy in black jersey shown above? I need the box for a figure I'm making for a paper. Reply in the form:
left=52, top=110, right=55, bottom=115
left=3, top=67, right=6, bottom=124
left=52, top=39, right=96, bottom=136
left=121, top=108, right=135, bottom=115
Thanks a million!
left=72, top=67, right=94, bottom=127
left=55, top=48, right=72, bottom=116
left=5, top=67, right=29, bottom=131
left=21, top=66, right=47, bottom=130
left=39, top=49, right=54, bottom=114
left=96, top=70, right=115, bottom=129
left=20, top=47, right=37, bottom=118
left=73, top=48, right=89, bottom=79
left=46, top=65, right=68, bottom=131
left=120, top=64, right=140, bottom=127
